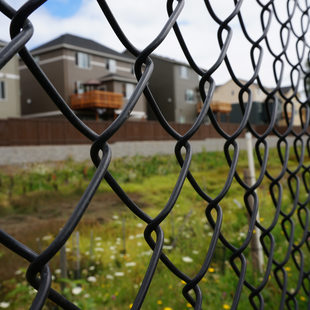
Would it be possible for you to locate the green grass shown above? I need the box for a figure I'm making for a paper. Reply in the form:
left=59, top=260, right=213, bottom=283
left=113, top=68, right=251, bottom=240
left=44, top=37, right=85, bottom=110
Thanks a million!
left=0, top=148, right=309, bottom=309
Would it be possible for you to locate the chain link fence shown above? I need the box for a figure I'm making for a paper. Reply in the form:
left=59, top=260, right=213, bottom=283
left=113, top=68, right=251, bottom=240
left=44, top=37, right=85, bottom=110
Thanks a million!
left=1, top=0, right=310, bottom=309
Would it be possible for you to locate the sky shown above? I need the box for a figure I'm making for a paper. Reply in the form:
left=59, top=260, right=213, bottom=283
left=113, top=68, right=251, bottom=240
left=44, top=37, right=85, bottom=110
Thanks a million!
left=0, top=0, right=309, bottom=89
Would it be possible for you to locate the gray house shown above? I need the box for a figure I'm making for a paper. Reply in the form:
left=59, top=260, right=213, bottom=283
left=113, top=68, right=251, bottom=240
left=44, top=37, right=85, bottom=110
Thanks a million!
left=147, top=55, right=200, bottom=124
left=0, top=40, right=21, bottom=118
left=19, top=34, right=146, bottom=119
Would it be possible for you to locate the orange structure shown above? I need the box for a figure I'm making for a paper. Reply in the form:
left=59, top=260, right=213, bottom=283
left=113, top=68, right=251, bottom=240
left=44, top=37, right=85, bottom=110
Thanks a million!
left=197, top=100, right=231, bottom=115
left=210, top=100, right=232, bottom=114
left=70, top=90, right=123, bottom=110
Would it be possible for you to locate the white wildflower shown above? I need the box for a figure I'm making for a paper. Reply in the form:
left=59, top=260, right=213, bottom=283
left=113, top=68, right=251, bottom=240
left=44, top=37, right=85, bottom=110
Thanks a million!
left=125, top=262, right=136, bottom=267
left=0, top=302, right=10, bottom=308
left=29, top=287, right=37, bottom=295
left=163, top=245, right=173, bottom=250
left=141, top=250, right=152, bottom=256
left=87, top=276, right=97, bottom=283
left=106, top=274, right=114, bottom=280
left=135, top=233, right=143, bottom=238
left=136, top=223, right=144, bottom=228
left=192, top=250, right=199, bottom=255
left=15, top=269, right=23, bottom=275
left=54, top=269, right=61, bottom=275
left=137, top=242, right=142, bottom=247
left=112, top=215, right=119, bottom=220
left=95, top=237, right=102, bottom=241
left=95, top=247, right=104, bottom=252
left=42, top=235, right=52, bottom=241
left=89, top=266, right=95, bottom=271
left=182, top=256, right=193, bottom=263
left=129, top=235, right=135, bottom=240
left=110, top=255, right=115, bottom=260
left=72, top=287, right=83, bottom=295
left=114, top=272, right=124, bottom=277
left=109, top=246, right=116, bottom=251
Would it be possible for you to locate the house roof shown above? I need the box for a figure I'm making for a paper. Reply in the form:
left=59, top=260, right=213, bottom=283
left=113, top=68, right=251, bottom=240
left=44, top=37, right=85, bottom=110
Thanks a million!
left=122, top=50, right=195, bottom=68
left=31, top=33, right=128, bottom=59
left=99, top=72, right=137, bottom=84
left=280, top=86, right=292, bottom=93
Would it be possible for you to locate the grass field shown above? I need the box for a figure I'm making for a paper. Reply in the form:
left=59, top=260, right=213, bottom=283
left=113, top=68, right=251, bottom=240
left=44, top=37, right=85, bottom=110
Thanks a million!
left=0, top=148, right=309, bottom=309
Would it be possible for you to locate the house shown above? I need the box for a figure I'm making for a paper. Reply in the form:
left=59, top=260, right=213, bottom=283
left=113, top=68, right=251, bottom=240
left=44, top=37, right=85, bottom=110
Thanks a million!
left=19, top=34, right=146, bottom=120
left=0, top=40, right=21, bottom=118
left=146, top=54, right=200, bottom=124
left=209, top=79, right=300, bottom=125
left=210, top=79, right=269, bottom=124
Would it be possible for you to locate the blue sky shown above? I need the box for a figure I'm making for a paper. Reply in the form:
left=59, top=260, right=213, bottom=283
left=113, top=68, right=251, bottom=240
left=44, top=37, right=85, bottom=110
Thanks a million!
left=44, top=0, right=82, bottom=18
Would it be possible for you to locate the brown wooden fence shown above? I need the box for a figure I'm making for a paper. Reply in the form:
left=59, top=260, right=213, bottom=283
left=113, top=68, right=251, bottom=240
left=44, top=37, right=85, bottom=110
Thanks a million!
left=0, top=118, right=299, bottom=146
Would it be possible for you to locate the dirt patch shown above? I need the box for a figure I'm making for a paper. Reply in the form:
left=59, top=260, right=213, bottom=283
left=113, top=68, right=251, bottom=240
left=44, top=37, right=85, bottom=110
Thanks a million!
left=0, top=191, right=145, bottom=281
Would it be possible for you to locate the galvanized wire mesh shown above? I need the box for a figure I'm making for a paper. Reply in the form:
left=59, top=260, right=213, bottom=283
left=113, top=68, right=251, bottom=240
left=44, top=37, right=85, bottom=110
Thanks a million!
left=1, top=0, right=310, bottom=309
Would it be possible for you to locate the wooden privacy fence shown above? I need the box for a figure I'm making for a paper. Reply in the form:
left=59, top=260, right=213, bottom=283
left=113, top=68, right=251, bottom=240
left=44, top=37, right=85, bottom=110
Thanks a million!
left=0, top=118, right=301, bottom=146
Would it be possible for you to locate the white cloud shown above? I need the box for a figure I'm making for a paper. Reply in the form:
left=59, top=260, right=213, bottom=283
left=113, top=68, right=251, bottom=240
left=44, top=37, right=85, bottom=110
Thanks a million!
left=1, top=0, right=308, bottom=89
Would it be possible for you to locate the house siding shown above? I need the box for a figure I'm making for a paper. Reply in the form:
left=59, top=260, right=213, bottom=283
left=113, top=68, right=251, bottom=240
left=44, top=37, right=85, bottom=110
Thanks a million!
left=0, top=47, right=20, bottom=118
left=147, top=57, right=175, bottom=122
left=20, top=55, right=66, bottom=115
left=173, top=65, right=199, bottom=123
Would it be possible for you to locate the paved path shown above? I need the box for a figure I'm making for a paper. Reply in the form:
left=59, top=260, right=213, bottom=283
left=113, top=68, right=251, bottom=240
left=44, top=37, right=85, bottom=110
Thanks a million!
left=0, top=137, right=296, bottom=166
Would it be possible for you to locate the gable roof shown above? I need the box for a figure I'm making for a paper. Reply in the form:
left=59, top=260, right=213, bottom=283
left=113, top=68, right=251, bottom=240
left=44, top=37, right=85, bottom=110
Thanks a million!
left=31, top=33, right=127, bottom=59
left=99, top=72, right=137, bottom=84
left=122, top=50, right=195, bottom=68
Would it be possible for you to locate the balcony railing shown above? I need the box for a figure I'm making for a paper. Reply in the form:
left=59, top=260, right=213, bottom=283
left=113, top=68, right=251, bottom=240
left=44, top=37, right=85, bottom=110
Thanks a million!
left=70, top=90, right=123, bottom=110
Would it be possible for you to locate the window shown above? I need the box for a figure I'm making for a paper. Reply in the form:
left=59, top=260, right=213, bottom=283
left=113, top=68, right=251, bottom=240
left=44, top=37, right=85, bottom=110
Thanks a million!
left=179, top=65, right=188, bottom=79
left=185, top=89, right=195, bottom=103
left=75, top=52, right=90, bottom=68
left=75, top=81, right=84, bottom=94
left=123, top=83, right=135, bottom=99
left=0, top=81, right=5, bottom=100
left=33, top=56, right=40, bottom=63
left=107, top=59, right=117, bottom=73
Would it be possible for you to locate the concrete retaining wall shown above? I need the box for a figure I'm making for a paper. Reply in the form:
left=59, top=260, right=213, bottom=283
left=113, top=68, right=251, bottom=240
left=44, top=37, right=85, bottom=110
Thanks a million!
left=0, top=136, right=297, bottom=166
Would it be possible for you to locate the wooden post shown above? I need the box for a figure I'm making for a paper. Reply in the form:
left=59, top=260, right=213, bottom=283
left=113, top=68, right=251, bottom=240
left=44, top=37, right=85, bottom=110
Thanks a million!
left=89, top=230, right=94, bottom=261
left=170, top=213, right=175, bottom=244
left=60, top=244, right=67, bottom=292
left=75, top=231, right=81, bottom=279
left=122, top=218, right=126, bottom=254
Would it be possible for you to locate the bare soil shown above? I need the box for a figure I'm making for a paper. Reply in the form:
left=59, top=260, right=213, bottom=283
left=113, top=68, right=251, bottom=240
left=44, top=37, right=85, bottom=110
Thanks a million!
left=0, top=191, right=142, bottom=281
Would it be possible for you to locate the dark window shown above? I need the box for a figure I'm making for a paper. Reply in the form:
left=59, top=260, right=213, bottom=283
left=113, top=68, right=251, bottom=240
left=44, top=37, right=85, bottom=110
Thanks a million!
left=0, top=81, right=5, bottom=100
left=185, top=89, right=195, bottom=103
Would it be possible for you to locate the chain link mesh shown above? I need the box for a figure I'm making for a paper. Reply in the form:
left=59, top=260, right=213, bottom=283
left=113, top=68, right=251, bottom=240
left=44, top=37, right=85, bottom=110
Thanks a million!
left=1, top=0, right=310, bottom=309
